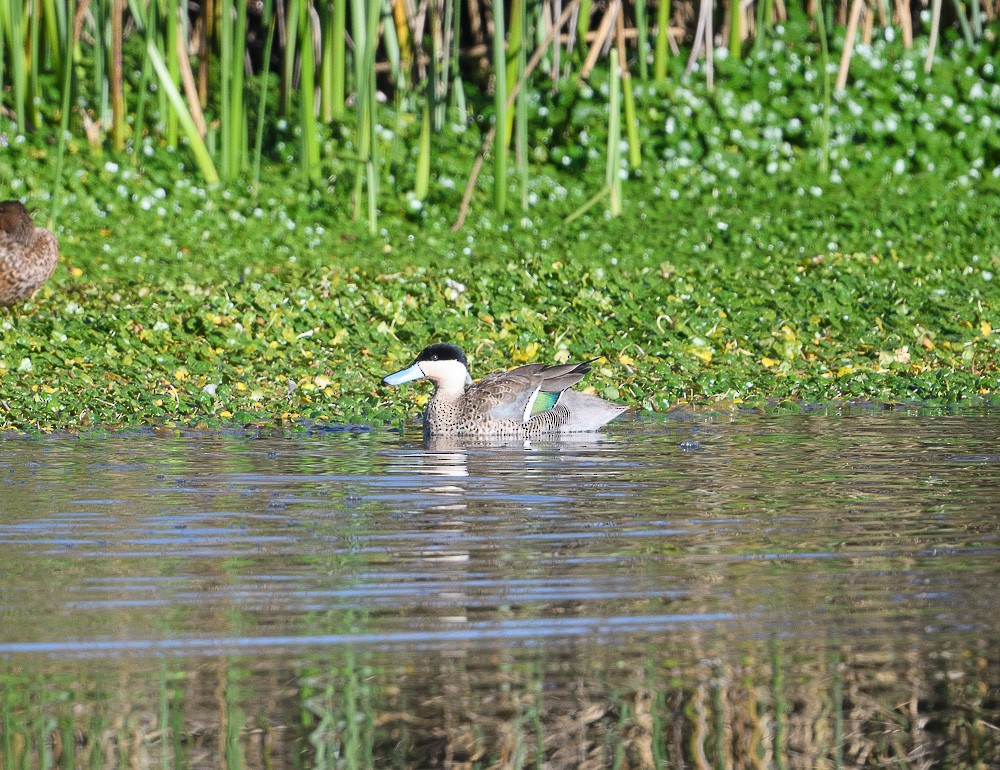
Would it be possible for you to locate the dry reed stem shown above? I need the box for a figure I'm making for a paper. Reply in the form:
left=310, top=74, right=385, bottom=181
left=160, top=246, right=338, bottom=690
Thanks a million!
left=111, top=0, right=124, bottom=150
left=924, top=0, right=942, bottom=71
left=579, top=1, right=618, bottom=81
left=686, top=0, right=716, bottom=91
left=895, top=0, right=914, bottom=46
left=862, top=0, right=875, bottom=43
left=176, top=10, right=207, bottom=136
left=836, top=0, right=865, bottom=89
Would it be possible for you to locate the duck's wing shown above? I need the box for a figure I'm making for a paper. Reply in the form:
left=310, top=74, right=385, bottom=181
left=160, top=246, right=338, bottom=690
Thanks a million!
left=474, top=362, right=593, bottom=424
left=0, top=228, right=58, bottom=307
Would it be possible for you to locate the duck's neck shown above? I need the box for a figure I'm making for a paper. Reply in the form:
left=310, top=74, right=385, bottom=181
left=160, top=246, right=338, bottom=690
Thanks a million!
left=431, top=380, right=468, bottom=401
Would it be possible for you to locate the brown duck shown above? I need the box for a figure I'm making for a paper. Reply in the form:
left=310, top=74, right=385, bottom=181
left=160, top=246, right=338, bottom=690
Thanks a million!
left=0, top=201, right=59, bottom=307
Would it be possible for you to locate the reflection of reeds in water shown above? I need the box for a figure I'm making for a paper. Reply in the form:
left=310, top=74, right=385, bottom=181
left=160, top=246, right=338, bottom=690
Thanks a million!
left=1, top=641, right=996, bottom=767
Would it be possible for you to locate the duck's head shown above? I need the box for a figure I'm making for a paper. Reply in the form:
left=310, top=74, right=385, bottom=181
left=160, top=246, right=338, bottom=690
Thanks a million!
left=0, top=201, right=34, bottom=245
left=382, top=343, right=473, bottom=395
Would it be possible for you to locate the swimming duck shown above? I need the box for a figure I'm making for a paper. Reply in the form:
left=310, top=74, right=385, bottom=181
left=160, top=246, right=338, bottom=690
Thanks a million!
left=382, top=343, right=628, bottom=437
left=0, top=201, right=59, bottom=307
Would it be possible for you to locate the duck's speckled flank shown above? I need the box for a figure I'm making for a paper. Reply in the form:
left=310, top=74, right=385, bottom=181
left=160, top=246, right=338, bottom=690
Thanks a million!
left=385, top=345, right=628, bottom=437
left=0, top=201, right=59, bottom=307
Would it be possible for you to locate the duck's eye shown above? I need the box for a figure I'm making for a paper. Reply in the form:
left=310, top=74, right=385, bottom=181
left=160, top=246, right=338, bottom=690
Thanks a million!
left=431, top=355, right=439, bottom=361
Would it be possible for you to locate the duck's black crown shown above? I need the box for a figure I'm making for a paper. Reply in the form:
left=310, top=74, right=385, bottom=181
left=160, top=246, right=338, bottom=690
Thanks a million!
left=415, top=343, right=468, bottom=366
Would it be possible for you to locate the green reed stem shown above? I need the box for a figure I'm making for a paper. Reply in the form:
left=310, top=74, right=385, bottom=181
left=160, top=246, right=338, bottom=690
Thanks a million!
left=813, top=0, right=831, bottom=173
left=231, top=0, right=249, bottom=172
left=92, top=0, right=109, bottom=136
left=622, top=76, right=641, bottom=169
left=729, top=0, right=742, bottom=56
left=320, top=0, right=334, bottom=122
left=299, top=0, right=320, bottom=181
left=635, top=0, right=650, bottom=80
left=330, top=0, right=346, bottom=120
left=949, top=0, right=975, bottom=46
left=51, top=1, right=75, bottom=225
left=654, top=0, right=672, bottom=82
left=219, top=0, right=233, bottom=174
left=28, top=0, right=42, bottom=126
left=437, top=0, right=453, bottom=129
left=607, top=49, right=622, bottom=216
left=351, top=0, right=367, bottom=221
left=451, top=0, right=467, bottom=124
left=132, top=0, right=157, bottom=164
left=252, top=13, right=276, bottom=192
left=514, top=0, right=528, bottom=209
left=504, top=0, right=523, bottom=148
left=414, top=100, right=431, bottom=200
left=165, top=0, right=180, bottom=146
left=428, top=2, right=440, bottom=131
left=754, top=0, right=771, bottom=54
left=492, top=0, right=507, bottom=214
left=41, top=0, right=63, bottom=73
left=283, top=0, right=300, bottom=114
left=970, top=0, right=983, bottom=37
left=576, top=0, right=592, bottom=55
left=147, top=38, right=220, bottom=183
left=364, top=0, right=380, bottom=233
left=1, top=0, right=28, bottom=128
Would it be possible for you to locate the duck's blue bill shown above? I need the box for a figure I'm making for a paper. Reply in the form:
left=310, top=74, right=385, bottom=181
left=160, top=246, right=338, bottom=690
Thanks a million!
left=382, top=363, right=425, bottom=386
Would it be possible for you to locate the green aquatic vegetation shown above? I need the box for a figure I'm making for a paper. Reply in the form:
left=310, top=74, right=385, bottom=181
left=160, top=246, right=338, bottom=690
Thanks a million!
left=1, top=31, right=998, bottom=432
left=0, top=151, right=997, bottom=432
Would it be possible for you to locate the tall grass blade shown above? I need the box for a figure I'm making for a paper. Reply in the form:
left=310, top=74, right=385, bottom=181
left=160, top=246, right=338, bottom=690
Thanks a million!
left=283, top=0, right=302, bottom=114
left=219, top=0, right=233, bottom=175
left=654, top=0, right=672, bottom=82
left=1, top=0, right=29, bottom=128
left=252, top=13, right=277, bottom=192
left=728, top=0, right=742, bottom=55
left=607, top=49, right=622, bottom=216
left=41, top=0, right=64, bottom=74
left=330, top=0, right=346, bottom=120
left=948, top=0, right=974, bottom=47
left=450, top=0, right=467, bottom=124
left=27, top=0, right=43, bottom=126
left=504, top=0, right=523, bottom=148
left=51, top=2, right=75, bottom=225
left=132, top=0, right=158, bottom=164
left=364, top=0, right=381, bottom=233
left=299, top=0, right=321, bottom=181
left=350, top=0, right=367, bottom=221
left=165, top=0, right=180, bottom=146
left=438, top=0, right=454, bottom=129
left=635, top=0, right=650, bottom=80
left=231, top=0, right=250, bottom=172
left=414, top=100, right=431, bottom=200
left=576, top=0, right=592, bottom=55
left=492, top=0, right=508, bottom=214
left=754, top=0, right=773, bottom=54
left=970, top=0, right=983, bottom=37
left=616, top=10, right=642, bottom=168
left=812, top=0, right=831, bottom=172
left=514, top=0, right=529, bottom=208
left=146, top=38, right=221, bottom=183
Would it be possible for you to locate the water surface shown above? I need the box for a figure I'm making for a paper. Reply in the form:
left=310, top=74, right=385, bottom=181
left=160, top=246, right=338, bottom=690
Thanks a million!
left=1, top=410, right=998, bottom=767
